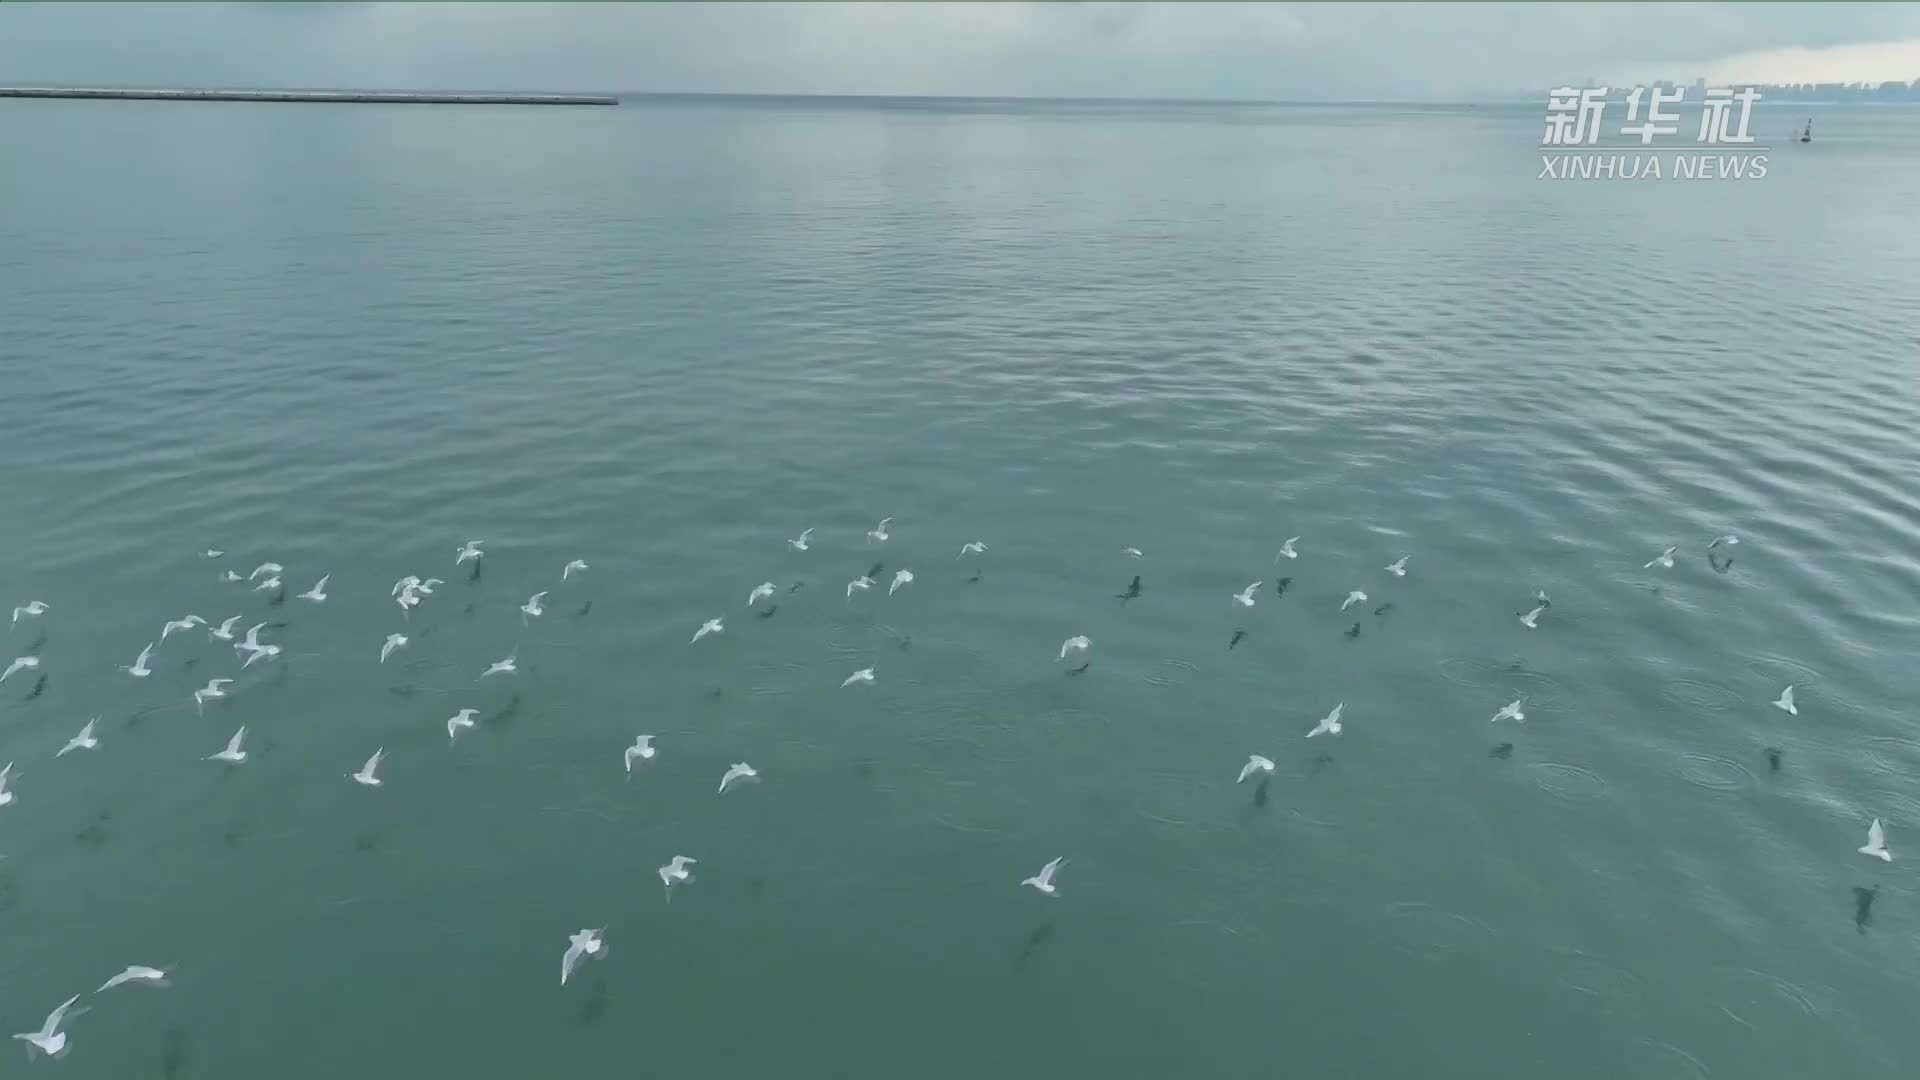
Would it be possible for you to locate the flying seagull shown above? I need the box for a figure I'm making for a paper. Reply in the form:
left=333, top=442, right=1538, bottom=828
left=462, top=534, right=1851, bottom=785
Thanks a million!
left=381, top=633, right=408, bottom=664
left=1058, top=635, right=1090, bottom=662
left=846, top=575, right=874, bottom=600
left=0, top=762, right=16, bottom=807
left=1340, top=590, right=1368, bottom=612
left=889, top=569, right=914, bottom=596
left=562, top=559, right=589, bottom=580
left=1517, top=604, right=1546, bottom=629
left=1385, top=556, right=1409, bottom=577
left=201, top=549, right=224, bottom=559
left=160, top=615, right=206, bottom=641
left=718, top=762, right=758, bottom=794
left=623, top=735, right=656, bottom=775
left=1643, top=545, right=1678, bottom=570
left=691, top=618, right=723, bottom=644
left=1275, top=537, right=1300, bottom=562
left=867, top=517, right=893, bottom=544
left=1490, top=699, right=1525, bottom=723
left=247, top=563, right=282, bottom=582
left=1233, top=582, right=1261, bottom=607
left=97, top=966, right=170, bottom=993
left=788, top=528, right=814, bottom=552
left=841, top=666, right=876, bottom=688
left=455, top=540, right=484, bottom=565
left=1708, top=534, right=1739, bottom=550
left=447, top=709, right=478, bottom=743
left=481, top=653, right=517, bottom=679
left=658, top=855, right=697, bottom=902
left=10, top=601, right=47, bottom=625
left=1021, top=857, right=1065, bottom=896
left=1859, top=818, right=1893, bottom=862
left=1772, top=685, right=1797, bottom=715
left=1122, top=546, right=1144, bottom=559
left=958, top=541, right=987, bottom=558
left=349, top=748, right=385, bottom=787
left=12, top=994, right=84, bottom=1060
left=1307, top=703, right=1345, bottom=738
left=57, top=718, right=98, bottom=758
left=209, top=616, right=243, bottom=642
left=1, top=655, right=40, bottom=684
left=297, top=575, right=330, bottom=602
left=192, top=678, right=233, bottom=714
left=746, top=582, right=775, bottom=606
left=560, top=927, right=605, bottom=986
left=207, top=726, right=248, bottom=764
left=519, top=591, right=547, bottom=623
left=1237, top=755, right=1276, bottom=783
left=123, top=643, right=154, bottom=678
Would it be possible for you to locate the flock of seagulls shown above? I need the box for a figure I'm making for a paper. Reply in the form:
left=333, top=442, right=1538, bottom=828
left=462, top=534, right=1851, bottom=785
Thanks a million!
left=0, top=518, right=1895, bottom=1057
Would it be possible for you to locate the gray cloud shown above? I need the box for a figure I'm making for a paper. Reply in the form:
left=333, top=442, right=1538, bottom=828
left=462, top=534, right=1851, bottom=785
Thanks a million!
left=2, top=2, right=1917, bottom=100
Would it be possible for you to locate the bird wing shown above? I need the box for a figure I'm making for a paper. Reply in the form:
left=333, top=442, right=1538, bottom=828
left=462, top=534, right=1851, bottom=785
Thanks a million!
left=561, top=941, right=585, bottom=984
left=44, top=995, right=81, bottom=1032
left=1869, top=819, right=1886, bottom=848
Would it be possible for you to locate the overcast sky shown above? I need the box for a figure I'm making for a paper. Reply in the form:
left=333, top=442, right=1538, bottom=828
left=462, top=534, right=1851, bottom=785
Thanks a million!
left=3, top=2, right=1918, bottom=100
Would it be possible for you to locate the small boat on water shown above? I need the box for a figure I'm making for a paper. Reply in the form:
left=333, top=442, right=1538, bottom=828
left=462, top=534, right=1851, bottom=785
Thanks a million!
left=1800, top=119, right=1812, bottom=143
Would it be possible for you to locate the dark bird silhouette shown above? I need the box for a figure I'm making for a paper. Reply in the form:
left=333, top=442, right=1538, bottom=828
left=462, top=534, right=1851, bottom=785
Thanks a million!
left=1274, top=577, right=1292, bottom=597
left=788, top=581, right=805, bottom=594
left=268, top=588, right=286, bottom=607
left=468, top=559, right=483, bottom=582
left=24, top=673, right=47, bottom=701
left=1229, top=629, right=1247, bottom=650
left=1115, top=575, right=1142, bottom=603
left=756, top=604, right=778, bottom=620
left=1014, top=922, right=1055, bottom=971
left=965, top=572, right=982, bottom=584
left=1373, top=603, right=1394, bottom=617
left=1344, top=622, right=1362, bottom=639
left=1252, top=776, right=1270, bottom=808
left=1764, top=747, right=1783, bottom=774
left=1066, top=662, right=1090, bottom=676
left=1709, top=552, right=1735, bottom=575
left=866, top=561, right=884, bottom=580
left=1489, top=743, right=1515, bottom=759
left=577, top=599, right=593, bottom=617
left=1854, top=884, right=1879, bottom=934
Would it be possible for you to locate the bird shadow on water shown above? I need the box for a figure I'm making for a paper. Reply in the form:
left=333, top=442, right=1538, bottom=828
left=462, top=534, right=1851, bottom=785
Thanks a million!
left=0, top=873, right=19, bottom=913
left=21, top=673, right=48, bottom=701
left=73, top=812, right=111, bottom=850
left=221, top=819, right=250, bottom=850
left=578, top=974, right=610, bottom=1025
left=353, top=827, right=386, bottom=855
left=1014, top=922, right=1056, bottom=972
left=486, top=694, right=522, bottom=732
left=1853, top=885, right=1878, bottom=934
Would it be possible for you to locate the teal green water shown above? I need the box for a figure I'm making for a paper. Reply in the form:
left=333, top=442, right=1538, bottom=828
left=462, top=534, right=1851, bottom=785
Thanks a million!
left=3, top=96, right=1920, bottom=1077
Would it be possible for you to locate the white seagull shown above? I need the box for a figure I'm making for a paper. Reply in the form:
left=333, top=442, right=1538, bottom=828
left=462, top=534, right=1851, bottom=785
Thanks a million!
left=1708, top=534, right=1739, bottom=550
left=867, top=517, right=893, bottom=544
left=958, top=541, right=987, bottom=558
left=1518, top=604, right=1546, bottom=629
left=1643, top=545, right=1678, bottom=570
left=2, top=655, right=40, bottom=684
left=746, top=582, right=776, bottom=606
left=520, top=591, right=547, bottom=622
left=841, top=666, right=876, bottom=688
left=380, top=633, right=408, bottom=664
left=207, top=726, right=248, bottom=764
left=455, top=540, right=485, bottom=565
left=562, top=559, right=589, bottom=580
left=447, top=709, right=478, bottom=743
left=1491, top=699, right=1525, bottom=723
left=12, top=994, right=84, bottom=1060
left=251, top=576, right=280, bottom=593
left=481, top=653, right=517, bottom=679
left=57, top=718, right=98, bottom=758
left=1275, top=537, right=1300, bottom=562
left=560, top=927, right=605, bottom=986
left=1022, top=857, right=1065, bottom=896
left=658, top=855, right=697, bottom=902
left=192, top=678, right=233, bottom=714
left=209, top=615, right=243, bottom=641
left=201, top=549, right=224, bottom=559
left=788, top=528, right=814, bottom=552
left=97, top=966, right=170, bottom=993
left=718, top=762, right=758, bottom=794
left=1385, top=556, right=1409, bottom=577
left=1773, top=685, right=1797, bottom=715
left=10, top=601, right=47, bottom=625
left=623, top=735, right=656, bottom=774
left=1340, top=590, right=1368, bottom=612
left=297, top=575, right=330, bottom=602
left=247, top=562, right=282, bottom=582
left=1122, top=546, right=1144, bottom=559
left=1237, top=755, right=1276, bottom=783
left=123, top=643, right=154, bottom=678
left=1859, top=818, right=1893, bottom=862
left=846, top=575, right=874, bottom=600
left=0, top=762, right=15, bottom=807
left=889, top=569, right=914, bottom=596
left=160, top=615, right=206, bottom=641
left=392, top=575, right=421, bottom=598
left=1233, top=582, right=1262, bottom=607
left=1059, top=635, right=1090, bottom=661
left=691, top=618, right=724, bottom=644
left=219, top=570, right=243, bottom=583
left=1307, top=703, right=1344, bottom=738
left=349, top=747, right=385, bottom=787
left=238, top=640, right=280, bottom=669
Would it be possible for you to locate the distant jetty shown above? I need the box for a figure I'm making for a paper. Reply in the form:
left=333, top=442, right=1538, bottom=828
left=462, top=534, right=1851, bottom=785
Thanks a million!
left=0, top=87, right=616, bottom=106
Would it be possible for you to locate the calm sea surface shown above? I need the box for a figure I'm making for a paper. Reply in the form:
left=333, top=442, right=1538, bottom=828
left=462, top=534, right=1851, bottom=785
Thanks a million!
left=2, top=95, right=1918, bottom=1078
